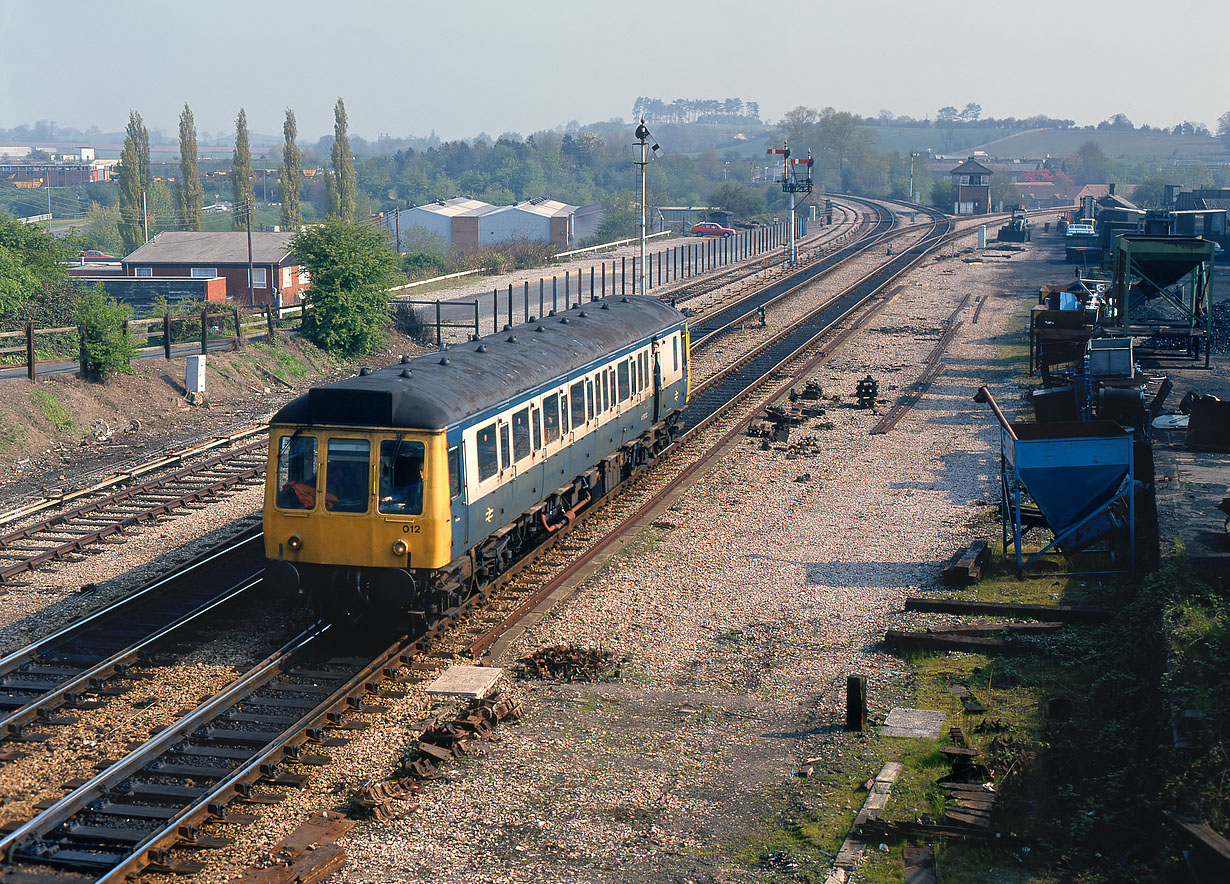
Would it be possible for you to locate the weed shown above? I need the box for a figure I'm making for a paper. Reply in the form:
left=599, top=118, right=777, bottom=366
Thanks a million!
left=30, top=388, right=76, bottom=433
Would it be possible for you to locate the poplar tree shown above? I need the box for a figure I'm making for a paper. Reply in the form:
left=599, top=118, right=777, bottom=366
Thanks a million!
left=331, top=98, right=356, bottom=219
left=278, top=108, right=302, bottom=231
left=231, top=108, right=255, bottom=231
left=118, top=111, right=146, bottom=253
left=177, top=103, right=204, bottom=231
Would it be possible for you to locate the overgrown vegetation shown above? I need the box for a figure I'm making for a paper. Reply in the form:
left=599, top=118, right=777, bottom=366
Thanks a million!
left=30, top=388, right=76, bottom=433
left=293, top=218, right=404, bottom=356
left=74, top=288, right=135, bottom=381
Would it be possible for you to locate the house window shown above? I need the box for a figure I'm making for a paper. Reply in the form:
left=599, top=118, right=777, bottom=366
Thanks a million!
left=191, top=267, right=217, bottom=278
left=250, top=267, right=267, bottom=288
left=135, top=267, right=152, bottom=277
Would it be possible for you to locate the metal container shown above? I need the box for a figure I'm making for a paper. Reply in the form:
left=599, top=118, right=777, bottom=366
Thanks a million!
left=1088, top=337, right=1133, bottom=377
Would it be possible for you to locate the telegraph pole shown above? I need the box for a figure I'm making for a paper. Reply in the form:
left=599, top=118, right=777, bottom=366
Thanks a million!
left=633, top=119, right=659, bottom=296
left=246, top=202, right=255, bottom=306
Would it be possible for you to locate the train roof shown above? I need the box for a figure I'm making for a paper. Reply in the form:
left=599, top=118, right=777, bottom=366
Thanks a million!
left=270, top=296, right=684, bottom=431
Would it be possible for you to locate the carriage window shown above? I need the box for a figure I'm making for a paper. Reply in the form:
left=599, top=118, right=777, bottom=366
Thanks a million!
left=600, top=373, right=608, bottom=412
left=543, top=395, right=560, bottom=443
left=499, top=423, right=510, bottom=470
left=512, top=408, right=531, bottom=461
left=378, top=439, right=425, bottom=515
left=640, top=352, right=648, bottom=386
left=673, top=334, right=679, bottom=372
left=570, top=382, right=586, bottom=427
left=276, top=434, right=318, bottom=510
left=325, top=438, right=370, bottom=513
left=631, top=358, right=638, bottom=394
left=617, top=360, right=630, bottom=402
left=532, top=406, right=542, bottom=450
left=448, top=446, right=461, bottom=499
left=560, top=393, right=569, bottom=434
left=585, top=380, right=594, bottom=421
left=476, top=423, right=498, bottom=481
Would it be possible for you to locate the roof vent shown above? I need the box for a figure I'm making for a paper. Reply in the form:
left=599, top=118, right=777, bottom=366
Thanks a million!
left=359, top=367, right=372, bottom=376
left=439, top=356, right=450, bottom=366
left=579, top=310, right=587, bottom=318
left=600, top=302, right=610, bottom=310
left=536, top=324, right=546, bottom=332
left=400, top=354, right=411, bottom=364
left=528, top=315, right=536, bottom=323
left=559, top=317, right=570, bottom=324
left=503, top=324, right=511, bottom=331
left=506, top=335, right=517, bottom=343
left=621, top=296, right=629, bottom=303
left=548, top=310, right=556, bottom=317
left=476, top=344, right=487, bottom=353
left=400, top=368, right=412, bottom=378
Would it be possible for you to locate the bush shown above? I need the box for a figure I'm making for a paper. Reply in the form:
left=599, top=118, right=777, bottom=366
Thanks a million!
left=74, top=288, right=135, bottom=381
left=300, top=287, right=389, bottom=357
left=391, top=300, right=431, bottom=345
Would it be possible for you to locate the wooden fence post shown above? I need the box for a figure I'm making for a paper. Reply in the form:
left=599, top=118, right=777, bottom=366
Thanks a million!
left=163, top=313, right=172, bottom=359
left=26, top=322, right=34, bottom=381
left=232, top=307, right=242, bottom=349
left=200, top=309, right=208, bottom=355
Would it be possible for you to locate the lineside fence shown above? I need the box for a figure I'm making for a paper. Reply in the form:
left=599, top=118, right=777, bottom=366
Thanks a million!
left=395, top=221, right=791, bottom=344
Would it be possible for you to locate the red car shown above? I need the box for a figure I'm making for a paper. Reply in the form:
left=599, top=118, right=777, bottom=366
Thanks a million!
left=78, top=250, right=118, bottom=261
left=690, top=221, right=735, bottom=237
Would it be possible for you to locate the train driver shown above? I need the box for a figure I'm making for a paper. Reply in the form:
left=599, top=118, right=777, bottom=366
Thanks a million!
left=380, top=461, right=424, bottom=514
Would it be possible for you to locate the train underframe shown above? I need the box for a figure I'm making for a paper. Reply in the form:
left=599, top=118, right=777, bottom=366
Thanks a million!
left=291, top=416, right=679, bottom=624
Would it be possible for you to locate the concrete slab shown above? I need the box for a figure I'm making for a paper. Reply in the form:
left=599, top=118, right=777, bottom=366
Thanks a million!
left=424, top=665, right=505, bottom=699
left=1153, top=444, right=1230, bottom=567
left=881, top=707, right=946, bottom=738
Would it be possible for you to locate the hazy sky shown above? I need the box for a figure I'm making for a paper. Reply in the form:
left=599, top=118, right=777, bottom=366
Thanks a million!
left=3, top=0, right=1227, bottom=143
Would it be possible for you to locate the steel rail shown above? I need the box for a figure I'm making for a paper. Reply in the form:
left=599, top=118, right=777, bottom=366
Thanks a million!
left=466, top=217, right=953, bottom=659
left=0, top=425, right=268, bottom=530
left=0, top=528, right=265, bottom=743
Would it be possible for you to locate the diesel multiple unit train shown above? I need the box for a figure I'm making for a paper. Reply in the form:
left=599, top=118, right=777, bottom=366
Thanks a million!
left=263, top=295, right=690, bottom=620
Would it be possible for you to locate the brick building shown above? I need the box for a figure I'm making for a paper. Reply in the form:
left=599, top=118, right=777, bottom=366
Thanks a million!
left=121, top=231, right=306, bottom=307
left=949, top=158, right=993, bottom=215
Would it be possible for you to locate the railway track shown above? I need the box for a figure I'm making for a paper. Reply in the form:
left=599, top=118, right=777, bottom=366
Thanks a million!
left=0, top=432, right=268, bottom=584
left=0, top=199, right=1012, bottom=881
left=0, top=527, right=267, bottom=755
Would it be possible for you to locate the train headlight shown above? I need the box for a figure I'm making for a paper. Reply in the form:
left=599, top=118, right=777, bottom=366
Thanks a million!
left=392, top=539, right=409, bottom=557
left=287, top=535, right=303, bottom=551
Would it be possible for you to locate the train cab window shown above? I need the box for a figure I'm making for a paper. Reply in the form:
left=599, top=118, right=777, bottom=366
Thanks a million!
left=276, top=434, right=319, bottom=510
left=378, top=439, right=425, bottom=515
left=532, top=406, right=542, bottom=451
left=476, top=423, right=498, bottom=482
left=617, top=360, right=630, bottom=402
left=560, top=393, right=570, bottom=434
left=499, top=423, right=511, bottom=470
left=448, top=446, right=462, bottom=499
left=324, top=438, right=370, bottom=513
left=543, top=395, right=560, bottom=444
left=512, top=408, right=531, bottom=462
left=673, top=334, right=679, bottom=372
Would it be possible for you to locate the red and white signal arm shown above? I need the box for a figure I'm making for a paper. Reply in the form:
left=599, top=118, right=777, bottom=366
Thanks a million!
left=789, top=157, right=812, bottom=164
left=767, top=148, right=789, bottom=155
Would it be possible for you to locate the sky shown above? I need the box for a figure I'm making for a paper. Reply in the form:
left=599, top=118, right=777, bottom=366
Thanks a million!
left=3, top=0, right=1228, bottom=144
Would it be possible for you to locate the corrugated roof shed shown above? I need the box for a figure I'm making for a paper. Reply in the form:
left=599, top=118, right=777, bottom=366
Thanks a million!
left=414, top=197, right=499, bottom=217
left=123, top=231, right=296, bottom=265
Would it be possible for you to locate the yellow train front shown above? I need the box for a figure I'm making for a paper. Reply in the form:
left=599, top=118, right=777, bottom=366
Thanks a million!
left=263, top=296, right=690, bottom=621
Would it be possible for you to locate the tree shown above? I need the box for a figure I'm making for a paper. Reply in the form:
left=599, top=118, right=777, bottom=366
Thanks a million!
left=708, top=182, right=765, bottom=221
left=118, top=111, right=147, bottom=253
left=936, top=106, right=959, bottom=152
left=279, top=108, right=303, bottom=231
left=75, top=287, right=135, bottom=381
left=816, top=108, right=876, bottom=185
left=1217, top=111, right=1230, bottom=150
left=780, top=106, right=819, bottom=152
left=960, top=102, right=982, bottom=122
left=177, top=103, right=204, bottom=231
left=1064, top=140, right=1110, bottom=186
left=331, top=98, right=357, bottom=219
left=232, top=108, right=255, bottom=231
left=82, top=201, right=123, bottom=255
left=292, top=218, right=403, bottom=356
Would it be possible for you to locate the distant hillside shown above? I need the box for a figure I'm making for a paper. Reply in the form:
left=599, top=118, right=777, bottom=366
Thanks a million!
left=870, top=124, right=1227, bottom=160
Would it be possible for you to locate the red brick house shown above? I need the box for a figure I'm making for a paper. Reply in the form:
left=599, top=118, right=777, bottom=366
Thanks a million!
left=121, top=231, right=306, bottom=307
left=949, top=158, right=993, bottom=215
